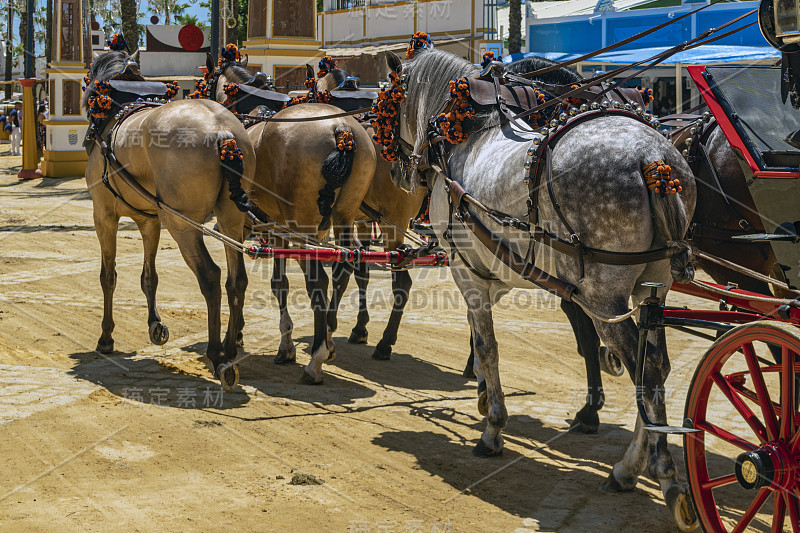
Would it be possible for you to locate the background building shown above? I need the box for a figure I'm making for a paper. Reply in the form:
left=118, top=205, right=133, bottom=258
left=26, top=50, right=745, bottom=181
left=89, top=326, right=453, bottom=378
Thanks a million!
left=521, top=0, right=777, bottom=114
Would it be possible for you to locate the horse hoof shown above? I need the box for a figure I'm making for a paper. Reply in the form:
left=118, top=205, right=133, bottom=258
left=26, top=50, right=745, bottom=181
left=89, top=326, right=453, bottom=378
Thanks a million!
left=572, top=406, right=599, bottom=434
left=148, top=321, right=170, bottom=346
left=372, top=342, right=391, bottom=360
left=601, top=471, right=635, bottom=493
left=666, top=484, right=699, bottom=532
left=599, top=346, right=624, bottom=377
left=348, top=327, right=368, bottom=344
left=472, top=439, right=503, bottom=457
left=477, top=390, right=489, bottom=417
left=96, top=338, right=114, bottom=354
left=274, top=349, right=296, bottom=364
left=300, top=369, right=323, bottom=385
left=463, top=360, right=476, bottom=380
left=217, top=362, right=239, bottom=392
left=324, top=349, right=336, bottom=364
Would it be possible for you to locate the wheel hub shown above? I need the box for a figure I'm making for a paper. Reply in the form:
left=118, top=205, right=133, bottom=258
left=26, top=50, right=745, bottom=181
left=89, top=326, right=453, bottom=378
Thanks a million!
left=735, top=443, right=795, bottom=491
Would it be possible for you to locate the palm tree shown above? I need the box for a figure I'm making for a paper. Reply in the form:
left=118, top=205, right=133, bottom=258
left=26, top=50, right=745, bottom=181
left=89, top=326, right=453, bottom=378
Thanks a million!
left=5, top=1, right=13, bottom=99
left=508, top=0, right=521, bottom=54
left=120, top=0, right=138, bottom=51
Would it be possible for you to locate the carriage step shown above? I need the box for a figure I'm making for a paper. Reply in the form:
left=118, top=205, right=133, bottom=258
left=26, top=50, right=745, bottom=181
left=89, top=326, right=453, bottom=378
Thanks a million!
left=645, top=418, right=701, bottom=434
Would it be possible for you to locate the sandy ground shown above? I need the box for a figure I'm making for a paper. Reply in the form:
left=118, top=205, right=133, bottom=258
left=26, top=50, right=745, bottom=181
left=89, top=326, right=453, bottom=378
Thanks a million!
left=0, top=149, right=775, bottom=532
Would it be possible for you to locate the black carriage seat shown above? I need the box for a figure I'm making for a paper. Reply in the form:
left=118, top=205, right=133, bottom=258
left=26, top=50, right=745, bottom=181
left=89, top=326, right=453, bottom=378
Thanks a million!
left=705, top=65, right=800, bottom=171
left=229, top=83, right=291, bottom=114
left=329, top=77, right=378, bottom=112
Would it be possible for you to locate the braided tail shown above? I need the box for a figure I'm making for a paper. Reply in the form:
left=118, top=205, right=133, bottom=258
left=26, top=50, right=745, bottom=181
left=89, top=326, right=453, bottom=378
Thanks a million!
left=218, top=134, right=250, bottom=212
left=317, top=125, right=356, bottom=232
left=642, top=159, right=694, bottom=283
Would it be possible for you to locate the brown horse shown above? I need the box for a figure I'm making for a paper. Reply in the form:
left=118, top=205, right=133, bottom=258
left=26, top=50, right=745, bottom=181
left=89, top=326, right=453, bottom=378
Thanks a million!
left=672, top=121, right=788, bottom=294
left=214, top=56, right=377, bottom=384
left=349, top=149, right=427, bottom=359
left=82, top=50, right=256, bottom=390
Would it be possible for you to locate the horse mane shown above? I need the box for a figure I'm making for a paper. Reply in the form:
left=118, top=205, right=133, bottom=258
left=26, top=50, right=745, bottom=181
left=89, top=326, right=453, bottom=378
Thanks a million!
left=81, top=50, right=129, bottom=113
left=402, top=49, right=490, bottom=148
left=504, top=56, right=582, bottom=86
left=325, top=68, right=349, bottom=87
left=223, top=61, right=253, bottom=84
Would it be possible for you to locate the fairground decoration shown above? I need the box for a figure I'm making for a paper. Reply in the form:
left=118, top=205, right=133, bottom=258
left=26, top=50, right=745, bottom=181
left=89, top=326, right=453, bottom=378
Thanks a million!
left=370, top=71, right=406, bottom=161
left=318, top=56, right=336, bottom=78
left=435, top=78, right=476, bottom=144
left=481, top=51, right=501, bottom=68
left=643, top=160, right=682, bottom=195
left=406, top=32, right=432, bottom=60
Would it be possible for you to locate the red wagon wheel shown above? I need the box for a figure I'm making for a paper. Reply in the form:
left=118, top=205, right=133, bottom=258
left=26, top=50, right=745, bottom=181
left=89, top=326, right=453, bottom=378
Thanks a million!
left=685, top=321, right=800, bottom=532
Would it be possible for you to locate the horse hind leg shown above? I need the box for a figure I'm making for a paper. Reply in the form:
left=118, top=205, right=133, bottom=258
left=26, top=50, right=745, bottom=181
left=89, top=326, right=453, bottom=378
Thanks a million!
left=560, top=299, right=604, bottom=434
left=326, top=226, right=356, bottom=362
left=372, top=269, right=412, bottom=360
left=214, top=201, right=248, bottom=358
left=348, top=222, right=371, bottom=344
left=348, top=261, right=370, bottom=344
left=594, top=293, right=697, bottom=531
left=271, top=237, right=296, bottom=364
left=160, top=218, right=232, bottom=388
left=94, top=212, right=119, bottom=353
left=135, top=217, right=169, bottom=346
left=300, top=259, right=331, bottom=384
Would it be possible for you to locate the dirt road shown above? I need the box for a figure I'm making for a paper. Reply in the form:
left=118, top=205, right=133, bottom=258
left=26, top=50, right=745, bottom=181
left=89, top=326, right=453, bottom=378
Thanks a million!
left=0, top=152, right=767, bottom=532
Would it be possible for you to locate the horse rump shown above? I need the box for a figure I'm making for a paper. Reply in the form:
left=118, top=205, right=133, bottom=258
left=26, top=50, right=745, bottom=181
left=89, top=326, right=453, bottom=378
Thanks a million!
left=217, top=133, right=250, bottom=212
left=317, top=124, right=356, bottom=232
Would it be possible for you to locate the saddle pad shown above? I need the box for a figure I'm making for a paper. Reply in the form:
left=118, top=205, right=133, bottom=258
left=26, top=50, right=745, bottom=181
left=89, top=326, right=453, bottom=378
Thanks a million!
left=108, top=80, right=170, bottom=98
left=234, top=84, right=291, bottom=114
left=330, top=89, right=377, bottom=112
left=469, top=79, right=539, bottom=109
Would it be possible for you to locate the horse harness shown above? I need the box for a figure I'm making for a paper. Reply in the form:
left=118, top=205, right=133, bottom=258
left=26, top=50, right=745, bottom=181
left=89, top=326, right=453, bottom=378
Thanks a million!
left=672, top=116, right=762, bottom=243
left=84, top=79, right=176, bottom=219
left=418, top=69, right=684, bottom=300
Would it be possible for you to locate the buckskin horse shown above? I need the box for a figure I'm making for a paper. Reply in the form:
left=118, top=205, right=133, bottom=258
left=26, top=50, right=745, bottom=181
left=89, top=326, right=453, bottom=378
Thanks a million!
left=82, top=46, right=255, bottom=390
left=387, top=47, right=698, bottom=530
left=211, top=50, right=377, bottom=384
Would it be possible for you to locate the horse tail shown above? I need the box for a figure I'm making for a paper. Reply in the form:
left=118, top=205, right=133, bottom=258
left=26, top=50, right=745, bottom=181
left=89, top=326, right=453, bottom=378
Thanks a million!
left=643, top=159, right=694, bottom=284
left=317, top=124, right=356, bottom=232
left=217, top=133, right=250, bottom=212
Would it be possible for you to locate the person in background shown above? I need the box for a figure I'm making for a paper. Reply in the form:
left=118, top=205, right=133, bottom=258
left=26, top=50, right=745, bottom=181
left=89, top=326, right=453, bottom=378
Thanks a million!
left=36, top=103, right=47, bottom=158
left=4, top=101, right=21, bottom=156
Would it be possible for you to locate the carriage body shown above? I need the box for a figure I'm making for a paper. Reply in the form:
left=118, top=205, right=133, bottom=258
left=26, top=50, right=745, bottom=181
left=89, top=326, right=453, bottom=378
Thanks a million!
left=690, top=64, right=800, bottom=289
left=663, top=63, right=800, bottom=532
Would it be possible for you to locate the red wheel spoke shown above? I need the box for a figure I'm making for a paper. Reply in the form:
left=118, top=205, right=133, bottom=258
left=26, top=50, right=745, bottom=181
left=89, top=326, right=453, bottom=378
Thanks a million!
left=744, top=343, right=780, bottom=441
left=788, top=491, right=800, bottom=533
left=702, top=473, right=737, bottom=490
left=712, top=371, right=769, bottom=444
left=772, top=492, right=787, bottom=533
left=732, top=488, right=771, bottom=533
left=782, top=346, right=797, bottom=442
left=694, top=420, right=757, bottom=452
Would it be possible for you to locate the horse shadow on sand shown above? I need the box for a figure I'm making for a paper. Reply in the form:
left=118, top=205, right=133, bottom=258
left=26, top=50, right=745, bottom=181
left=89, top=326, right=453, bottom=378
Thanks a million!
left=67, top=333, right=385, bottom=411
left=373, top=411, right=761, bottom=532
left=292, top=333, right=473, bottom=393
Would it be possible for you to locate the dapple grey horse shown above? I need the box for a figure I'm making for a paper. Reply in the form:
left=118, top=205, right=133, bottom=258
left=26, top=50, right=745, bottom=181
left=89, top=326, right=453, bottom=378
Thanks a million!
left=388, top=48, right=698, bottom=530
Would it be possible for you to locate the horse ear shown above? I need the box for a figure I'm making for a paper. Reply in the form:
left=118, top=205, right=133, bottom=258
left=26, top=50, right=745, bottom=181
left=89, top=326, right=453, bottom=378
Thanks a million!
left=385, top=51, right=402, bottom=73
left=206, top=53, right=215, bottom=73
left=241, top=54, right=248, bottom=67
left=130, top=49, right=140, bottom=63
left=306, top=64, right=315, bottom=79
